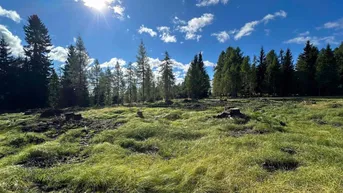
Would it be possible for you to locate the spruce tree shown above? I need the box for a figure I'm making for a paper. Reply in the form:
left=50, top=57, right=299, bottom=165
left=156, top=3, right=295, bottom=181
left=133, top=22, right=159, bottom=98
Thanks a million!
left=160, top=51, right=175, bottom=103
left=89, top=59, right=101, bottom=106
left=185, top=55, right=199, bottom=99
left=281, top=49, right=294, bottom=96
left=0, top=36, right=14, bottom=110
left=198, top=53, right=211, bottom=98
left=136, top=41, right=150, bottom=102
left=334, top=42, right=343, bottom=92
left=23, top=15, right=52, bottom=108
left=316, top=45, right=339, bottom=96
left=240, top=56, right=251, bottom=97
left=114, top=62, right=125, bottom=104
left=125, top=62, right=136, bottom=104
left=48, top=69, right=60, bottom=108
left=249, top=56, right=258, bottom=96
left=213, top=51, right=225, bottom=97
left=296, top=41, right=319, bottom=95
left=266, top=50, right=280, bottom=96
left=74, top=36, right=90, bottom=107
left=257, top=47, right=267, bottom=95
left=60, top=45, right=77, bottom=107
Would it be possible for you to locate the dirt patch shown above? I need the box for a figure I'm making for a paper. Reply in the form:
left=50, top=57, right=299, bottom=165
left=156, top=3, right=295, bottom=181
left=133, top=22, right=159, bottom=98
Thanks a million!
left=281, top=147, right=297, bottom=155
left=228, top=127, right=266, bottom=137
left=262, top=159, right=299, bottom=172
left=40, top=109, right=64, bottom=118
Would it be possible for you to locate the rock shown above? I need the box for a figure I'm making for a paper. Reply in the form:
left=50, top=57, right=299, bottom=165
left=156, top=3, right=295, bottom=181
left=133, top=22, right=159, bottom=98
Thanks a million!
left=280, top=121, right=287, bottom=126
left=214, top=108, right=245, bottom=119
left=64, top=112, right=83, bottom=121
left=40, top=109, right=63, bottom=118
left=24, top=110, right=33, bottom=115
left=137, top=111, right=144, bottom=118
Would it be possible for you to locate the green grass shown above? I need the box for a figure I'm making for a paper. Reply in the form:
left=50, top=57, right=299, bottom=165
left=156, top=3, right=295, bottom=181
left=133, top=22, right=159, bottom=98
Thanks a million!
left=1, top=99, right=343, bottom=192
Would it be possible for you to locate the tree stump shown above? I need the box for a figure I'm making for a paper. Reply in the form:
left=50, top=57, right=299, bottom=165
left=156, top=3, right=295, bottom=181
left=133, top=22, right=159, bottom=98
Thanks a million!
left=137, top=111, right=144, bottom=118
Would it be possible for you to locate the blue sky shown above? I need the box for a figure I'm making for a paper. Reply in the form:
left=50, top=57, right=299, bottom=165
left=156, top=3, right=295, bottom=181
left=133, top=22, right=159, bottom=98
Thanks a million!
left=0, top=0, right=343, bottom=83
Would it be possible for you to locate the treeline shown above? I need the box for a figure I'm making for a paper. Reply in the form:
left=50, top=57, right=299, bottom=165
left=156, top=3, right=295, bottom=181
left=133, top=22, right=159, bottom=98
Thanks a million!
left=213, top=41, right=343, bottom=97
left=0, top=14, right=211, bottom=111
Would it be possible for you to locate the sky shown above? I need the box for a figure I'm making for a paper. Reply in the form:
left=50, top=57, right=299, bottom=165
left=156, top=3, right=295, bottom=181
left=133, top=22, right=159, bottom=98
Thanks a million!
left=0, top=0, right=343, bottom=84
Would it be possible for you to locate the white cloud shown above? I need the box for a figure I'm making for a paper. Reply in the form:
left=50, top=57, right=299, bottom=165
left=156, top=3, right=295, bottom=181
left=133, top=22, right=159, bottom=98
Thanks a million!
left=322, top=18, right=343, bottom=29
left=100, top=57, right=127, bottom=68
left=172, top=16, right=186, bottom=25
left=284, top=36, right=339, bottom=45
left=261, top=10, right=287, bottom=24
left=50, top=46, right=69, bottom=63
left=112, top=5, right=125, bottom=19
left=0, top=24, right=23, bottom=57
left=0, top=6, right=21, bottom=23
left=196, top=0, right=229, bottom=7
left=157, top=26, right=177, bottom=43
left=211, top=31, right=229, bottom=43
left=234, top=20, right=259, bottom=40
left=299, top=31, right=310, bottom=36
left=233, top=10, right=287, bottom=40
left=204, top=60, right=216, bottom=67
left=138, top=25, right=157, bottom=37
left=178, top=13, right=214, bottom=41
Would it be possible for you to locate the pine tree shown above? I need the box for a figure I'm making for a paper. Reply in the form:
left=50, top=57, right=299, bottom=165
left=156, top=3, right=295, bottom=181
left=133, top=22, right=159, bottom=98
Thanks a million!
left=334, top=42, right=343, bottom=92
left=185, top=55, right=199, bottom=99
left=213, top=51, right=225, bottom=97
left=249, top=56, right=258, bottom=96
left=257, top=47, right=267, bottom=95
left=296, top=41, right=319, bottom=95
left=240, top=56, right=251, bottom=97
left=266, top=50, right=281, bottom=96
left=0, top=36, right=14, bottom=110
left=113, top=62, right=125, bottom=104
left=104, top=67, right=113, bottom=106
left=125, top=62, right=136, bottom=104
left=160, top=51, right=175, bottom=103
left=48, top=69, right=60, bottom=108
left=198, top=53, right=211, bottom=98
left=316, top=45, right=339, bottom=96
left=23, top=15, right=52, bottom=108
left=60, top=45, right=77, bottom=107
left=74, top=36, right=90, bottom=107
left=89, top=59, right=101, bottom=106
left=281, top=49, right=294, bottom=96
left=136, top=41, right=150, bottom=102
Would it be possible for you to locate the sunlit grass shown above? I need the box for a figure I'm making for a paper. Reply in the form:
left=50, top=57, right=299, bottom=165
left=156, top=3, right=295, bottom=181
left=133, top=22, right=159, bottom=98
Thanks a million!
left=0, top=98, right=343, bottom=192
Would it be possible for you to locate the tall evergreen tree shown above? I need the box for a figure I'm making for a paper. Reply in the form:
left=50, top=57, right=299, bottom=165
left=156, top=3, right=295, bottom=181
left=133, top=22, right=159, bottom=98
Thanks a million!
left=213, top=51, right=225, bottom=97
left=240, top=56, right=251, bottom=96
left=60, top=45, right=77, bottom=107
left=74, top=36, right=90, bottom=107
left=113, top=62, right=125, bottom=104
left=334, top=42, right=343, bottom=92
left=23, top=15, right=52, bottom=108
left=296, top=41, right=319, bottom=95
left=160, top=51, right=175, bottom=103
left=257, top=47, right=267, bottom=95
left=0, top=36, right=14, bottom=110
left=48, top=69, right=60, bottom=108
left=281, top=49, right=294, bottom=96
left=104, top=67, right=113, bottom=106
left=198, top=53, right=211, bottom=98
left=266, top=50, right=281, bottom=95
left=316, top=45, right=339, bottom=96
left=125, top=62, right=136, bottom=104
left=89, top=59, right=101, bottom=106
left=136, top=41, right=150, bottom=102
left=249, top=56, right=258, bottom=96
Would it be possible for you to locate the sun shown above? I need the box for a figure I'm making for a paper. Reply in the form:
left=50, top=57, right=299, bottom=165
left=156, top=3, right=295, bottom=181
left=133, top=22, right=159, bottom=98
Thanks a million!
left=83, top=0, right=108, bottom=11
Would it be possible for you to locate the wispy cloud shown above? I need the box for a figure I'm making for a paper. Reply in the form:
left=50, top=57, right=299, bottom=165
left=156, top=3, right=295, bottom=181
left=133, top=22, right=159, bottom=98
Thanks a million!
left=211, top=31, right=230, bottom=43
left=157, top=26, right=177, bottom=43
left=0, top=6, right=21, bottom=23
left=284, top=35, right=339, bottom=45
left=321, top=18, right=343, bottom=30
left=196, top=0, right=229, bottom=7
left=231, top=10, right=287, bottom=40
left=177, top=13, right=214, bottom=41
left=138, top=25, right=157, bottom=37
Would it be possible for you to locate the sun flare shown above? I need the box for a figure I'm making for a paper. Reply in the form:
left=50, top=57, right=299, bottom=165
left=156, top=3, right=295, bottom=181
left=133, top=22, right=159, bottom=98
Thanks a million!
left=83, top=0, right=109, bottom=11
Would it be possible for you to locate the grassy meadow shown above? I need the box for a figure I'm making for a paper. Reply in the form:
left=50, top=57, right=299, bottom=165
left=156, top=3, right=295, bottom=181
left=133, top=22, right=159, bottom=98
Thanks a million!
left=1, top=98, right=343, bottom=192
